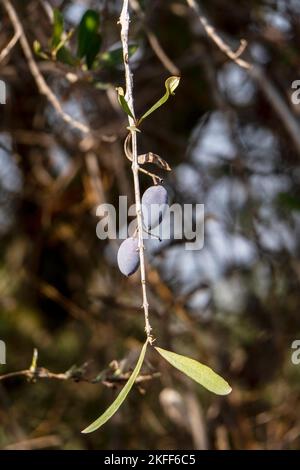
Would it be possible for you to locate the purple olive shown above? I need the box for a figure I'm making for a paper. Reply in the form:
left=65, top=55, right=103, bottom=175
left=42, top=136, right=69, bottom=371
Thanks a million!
left=117, top=237, right=140, bottom=276
left=142, top=185, right=168, bottom=229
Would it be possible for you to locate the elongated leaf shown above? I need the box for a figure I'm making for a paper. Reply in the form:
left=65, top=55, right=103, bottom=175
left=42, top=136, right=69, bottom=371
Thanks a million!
left=139, top=76, right=180, bottom=124
left=52, top=9, right=64, bottom=48
left=155, top=347, right=231, bottom=396
left=116, top=87, right=135, bottom=119
left=77, top=10, right=101, bottom=69
left=82, top=340, right=148, bottom=433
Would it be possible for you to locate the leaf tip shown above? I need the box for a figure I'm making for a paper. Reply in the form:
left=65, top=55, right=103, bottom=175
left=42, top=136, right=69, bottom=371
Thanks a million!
left=166, top=76, right=181, bottom=94
left=220, top=382, right=232, bottom=395
left=81, top=426, right=93, bottom=434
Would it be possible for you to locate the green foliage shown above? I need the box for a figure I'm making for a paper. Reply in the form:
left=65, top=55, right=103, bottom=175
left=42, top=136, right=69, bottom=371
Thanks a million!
left=33, top=40, right=49, bottom=60
left=81, top=340, right=148, bottom=433
left=33, top=10, right=140, bottom=76
left=116, top=87, right=135, bottom=119
left=155, top=347, right=232, bottom=395
left=56, top=47, right=78, bottom=66
left=116, top=76, right=181, bottom=126
left=138, top=76, right=180, bottom=124
left=277, top=192, right=300, bottom=211
left=77, top=10, right=102, bottom=69
left=51, top=9, right=64, bottom=48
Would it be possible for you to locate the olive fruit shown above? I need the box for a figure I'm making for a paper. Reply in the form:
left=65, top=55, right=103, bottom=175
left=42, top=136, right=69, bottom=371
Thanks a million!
left=141, top=185, right=168, bottom=229
left=117, top=237, right=140, bottom=276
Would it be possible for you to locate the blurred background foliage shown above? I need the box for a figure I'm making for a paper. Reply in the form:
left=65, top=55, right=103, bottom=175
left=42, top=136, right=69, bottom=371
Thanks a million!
left=0, top=0, right=300, bottom=450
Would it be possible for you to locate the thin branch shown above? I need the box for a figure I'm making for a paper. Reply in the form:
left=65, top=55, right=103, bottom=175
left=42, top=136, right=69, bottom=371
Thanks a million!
left=0, top=28, right=21, bottom=64
left=129, top=0, right=180, bottom=76
left=2, top=0, right=90, bottom=134
left=0, top=366, right=160, bottom=386
left=186, top=0, right=300, bottom=156
left=0, top=350, right=160, bottom=387
left=186, top=0, right=251, bottom=70
left=119, top=0, right=153, bottom=343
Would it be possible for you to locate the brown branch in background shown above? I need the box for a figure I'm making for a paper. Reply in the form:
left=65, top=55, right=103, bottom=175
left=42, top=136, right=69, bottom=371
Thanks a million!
left=119, top=0, right=153, bottom=342
left=0, top=349, right=160, bottom=387
left=186, top=0, right=300, bottom=156
left=2, top=0, right=90, bottom=134
left=129, top=0, right=180, bottom=76
left=186, top=0, right=251, bottom=70
left=4, top=435, right=62, bottom=450
left=0, top=27, right=21, bottom=64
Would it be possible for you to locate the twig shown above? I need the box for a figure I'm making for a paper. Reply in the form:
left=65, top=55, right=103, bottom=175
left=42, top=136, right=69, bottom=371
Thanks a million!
left=0, top=349, right=160, bottom=386
left=186, top=0, right=300, bottom=156
left=0, top=366, right=160, bottom=386
left=129, top=0, right=180, bottom=76
left=0, top=28, right=21, bottom=64
left=186, top=0, right=251, bottom=70
left=2, top=0, right=90, bottom=134
left=4, top=435, right=62, bottom=450
left=119, top=0, right=153, bottom=343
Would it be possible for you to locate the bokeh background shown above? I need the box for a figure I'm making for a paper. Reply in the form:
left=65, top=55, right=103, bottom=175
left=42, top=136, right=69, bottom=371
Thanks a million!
left=1, top=0, right=300, bottom=450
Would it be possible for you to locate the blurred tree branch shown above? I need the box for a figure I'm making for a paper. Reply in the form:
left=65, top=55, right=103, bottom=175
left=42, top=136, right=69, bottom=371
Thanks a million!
left=2, top=0, right=92, bottom=134
left=186, top=0, right=300, bottom=156
left=0, top=348, right=160, bottom=388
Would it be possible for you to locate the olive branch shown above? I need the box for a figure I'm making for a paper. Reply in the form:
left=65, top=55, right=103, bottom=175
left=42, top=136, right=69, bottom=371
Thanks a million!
left=81, top=0, right=231, bottom=434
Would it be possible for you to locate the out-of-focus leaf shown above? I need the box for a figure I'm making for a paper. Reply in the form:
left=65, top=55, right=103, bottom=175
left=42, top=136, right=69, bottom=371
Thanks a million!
left=277, top=192, right=300, bottom=211
left=51, top=8, right=64, bottom=48
left=82, top=340, right=148, bottom=433
left=100, top=44, right=138, bottom=68
left=155, top=347, right=232, bottom=396
left=56, top=47, right=78, bottom=66
left=116, top=87, right=135, bottom=119
left=33, top=40, right=49, bottom=60
left=86, top=34, right=102, bottom=69
left=138, top=76, right=180, bottom=124
left=77, top=10, right=102, bottom=69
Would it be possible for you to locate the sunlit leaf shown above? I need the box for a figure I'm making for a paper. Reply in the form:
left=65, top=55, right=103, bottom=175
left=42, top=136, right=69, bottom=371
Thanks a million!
left=82, top=340, right=148, bottom=433
left=155, top=347, right=232, bottom=396
left=77, top=10, right=102, bottom=69
left=116, top=87, right=135, bottom=120
left=138, top=76, right=180, bottom=124
left=33, top=40, right=49, bottom=60
left=51, top=9, right=64, bottom=48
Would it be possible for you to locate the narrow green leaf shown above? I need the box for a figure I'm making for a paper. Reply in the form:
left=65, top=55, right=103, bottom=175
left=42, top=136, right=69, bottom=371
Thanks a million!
left=86, top=34, right=102, bottom=69
left=77, top=10, right=101, bottom=69
left=82, top=340, right=148, bottom=433
left=155, top=347, right=232, bottom=396
left=52, top=9, right=64, bottom=48
left=139, top=76, right=180, bottom=124
left=116, top=87, right=135, bottom=119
